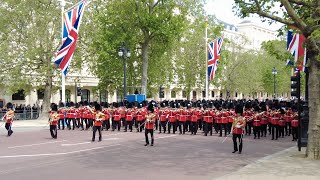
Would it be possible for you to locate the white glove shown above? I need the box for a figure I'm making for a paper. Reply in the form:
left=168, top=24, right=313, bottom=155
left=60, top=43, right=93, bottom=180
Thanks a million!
left=147, top=119, right=150, bottom=122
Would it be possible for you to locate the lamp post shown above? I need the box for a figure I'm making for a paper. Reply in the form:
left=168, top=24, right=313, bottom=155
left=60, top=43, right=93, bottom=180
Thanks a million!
left=272, top=67, right=277, bottom=99
left=118, top=43, right=131, bottom=101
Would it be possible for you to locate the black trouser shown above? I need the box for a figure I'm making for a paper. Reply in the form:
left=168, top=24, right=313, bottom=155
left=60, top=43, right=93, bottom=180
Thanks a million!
left=227, top=122, right=232, bottom=134
left=113, top=121, right=121, bottom=131
left=125, top=121, right=133, bottom=131
left=253, top=126, right=260, bottom=138
left=233, top=134, right=243, bottom=152
left=103, top=119, right=110, bottom=131
left=58, top=119, right=65, bottom=130
left=159, top=121, right=167, bottom=133
left=260, top=124, right=267, bottom=137
left=220, top=123, right=228, bottom=137
left=278, top=125, right=285, bottom=137
left=168, top=121, right=176, bottom=134
left=191, top=122, right=198, bottom=135
left=155, top=119, right=159, bottom=130
left=271, top=124, right=279, bottom=140
left=246, top=122, right=252, bottom=135
left=205, top=122, right=213, bottom=136
left=5, top=123, right=13, bottom=136
left=292, top=127, right=298, bottom=141
left=214, top=123, right=220, bottom=133
left=198, top=119, right=203, bottom=130
left=67, top=118, right=76, bottom=130
left=76, top=118, right=81, bottom=128
left=285, top=122, right=291, bottom=136
left=178, top=121, right=186, bottom=134
left=186, top=121, right=191, bottom=132
left=92, top=126, right=102, bottom=141
left=145, top=129, right=154, bottom=145
left=50, top=125, right=57, bottom=138
left=80, top=118, right=87, bottom=130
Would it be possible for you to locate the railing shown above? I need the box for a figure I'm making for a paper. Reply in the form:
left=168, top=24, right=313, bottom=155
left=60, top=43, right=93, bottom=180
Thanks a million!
left=0, top=110, right=41, bottom=120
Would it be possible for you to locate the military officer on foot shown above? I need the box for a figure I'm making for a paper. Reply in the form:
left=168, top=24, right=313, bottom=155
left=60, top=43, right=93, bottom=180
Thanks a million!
left=231, top=103, right=246, bottom=154
left=144, top=104, right=156, bottom=146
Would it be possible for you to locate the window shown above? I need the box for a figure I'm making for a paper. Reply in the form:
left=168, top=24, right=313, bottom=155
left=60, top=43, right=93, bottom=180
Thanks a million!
left=37, top=89, right=44, bottom=100
left=171, top=90, right=176, bottom=98
left=59, top=89, right=71, bottom=103
left=202, top=91, right=205, bottom=98
left=81, top=89, right=90, bottom=102
left=182, top=91, right=187, bottom=98
left=12, top=90, right=25, bottom=100
left=100, top=90, right=108, bottom=103
left=235, top=92, right=238, bottom=97
left=220, top=92, right=223, bottom=98
left=192, top=91, right=197, bottom=99
left=211, top=91, right=215, bottom=98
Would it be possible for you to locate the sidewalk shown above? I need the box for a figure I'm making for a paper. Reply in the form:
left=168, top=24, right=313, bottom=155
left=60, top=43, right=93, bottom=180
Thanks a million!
left=215, top=147, right=320, bottom=180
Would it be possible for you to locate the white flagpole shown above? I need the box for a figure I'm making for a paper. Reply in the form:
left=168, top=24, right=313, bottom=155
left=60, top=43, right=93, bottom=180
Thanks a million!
left=60, top=0, right=66, bottom=104
left=205, top=16, right=209, bottom=100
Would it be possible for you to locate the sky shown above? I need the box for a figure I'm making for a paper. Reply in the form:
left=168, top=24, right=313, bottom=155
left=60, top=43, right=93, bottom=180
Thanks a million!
left=204, top=0, right=283, bottom=31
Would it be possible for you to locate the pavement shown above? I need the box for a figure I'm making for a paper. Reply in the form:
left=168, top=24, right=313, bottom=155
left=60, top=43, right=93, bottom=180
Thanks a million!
left=0, top=120, right=318, bottom=180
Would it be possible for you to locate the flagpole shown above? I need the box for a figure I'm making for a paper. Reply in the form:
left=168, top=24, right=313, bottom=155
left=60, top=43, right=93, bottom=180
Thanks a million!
left=205, top=16, right=209, bottom=100
left=60, top=0, right=66, bottom=104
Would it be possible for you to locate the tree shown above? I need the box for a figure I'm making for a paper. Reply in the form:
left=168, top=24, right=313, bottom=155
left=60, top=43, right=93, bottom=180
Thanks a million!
left=91, top=0, right=199, bottom=97
left=234, top=0, right=320, bottom=159
left=0, top=0, right=62, bottom=117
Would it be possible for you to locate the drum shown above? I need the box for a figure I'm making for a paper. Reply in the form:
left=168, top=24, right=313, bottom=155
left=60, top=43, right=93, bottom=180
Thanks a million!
left=233, top=128, right=243, bottom=134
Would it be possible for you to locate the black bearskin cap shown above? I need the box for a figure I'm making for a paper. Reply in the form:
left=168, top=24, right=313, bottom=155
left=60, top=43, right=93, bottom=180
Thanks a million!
left=235, top=103, right=243, bottom=115
left=6, top=102, right=13, bottom=109
left=83, top=101, right=88, bottom=106
left=59, top=102, right=64, bottom=108
left=52, top=104, right=58, bottom=112
left=95, top=103, right=101, bottom=111
left=147, top=104, right=154, bottom=113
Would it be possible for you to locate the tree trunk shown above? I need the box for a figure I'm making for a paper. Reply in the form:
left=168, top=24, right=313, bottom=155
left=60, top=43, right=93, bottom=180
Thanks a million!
left=141, top=40, right=149, bottom=95
left=39, top=75, right=53, bottom=120
left=306, top=54, right=320, bottom=160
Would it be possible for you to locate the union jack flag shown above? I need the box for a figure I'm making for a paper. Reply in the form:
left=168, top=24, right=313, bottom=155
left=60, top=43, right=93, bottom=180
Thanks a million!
left=54, top=0, right=87, bottom=75
left=286, top=30, right=307, bottom=73
left=208, top=37, right=224, bottom=81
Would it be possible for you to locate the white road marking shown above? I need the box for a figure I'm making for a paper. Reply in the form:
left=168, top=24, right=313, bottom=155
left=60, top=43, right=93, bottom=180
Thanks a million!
left=61, top=138, right=121, bottom=146
left=61, top=142, right=91, bottom=146
left=8, top=140, right=67, bottom=149
left=141, top=135, right=177, bottom=141
left=0, top=144, right=121, bottom=159
left=155, top=135, right=177, bottom=139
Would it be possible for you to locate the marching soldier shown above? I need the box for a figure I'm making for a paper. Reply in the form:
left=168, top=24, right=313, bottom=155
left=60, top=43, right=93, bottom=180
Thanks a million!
left=144, top=104, right=156, bottom=146
left=125, top=105, right=133, bottom=132
left=49, top=104, right=59, bottom=139
left=2, top=102, right=15, bottom=136
left=58, top=102, right=65, bottom=130
left=168, top=107, right=176, bottom=134
left=159, top=106, right=168, bottom=134
left=253, top=106, right=261, bottom=139
left=231, top=103, right=246, bottom=154
left=112, top=106, right=121, bottom=131
left=291, top=112, right=298, bottom=141
left=92, top=103, right=105, bottom=142
left=178, top=107, right=187, bottom=134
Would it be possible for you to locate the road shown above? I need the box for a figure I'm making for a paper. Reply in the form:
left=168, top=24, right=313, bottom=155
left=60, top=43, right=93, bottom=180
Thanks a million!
left=0, top=126, right=295, bottom=180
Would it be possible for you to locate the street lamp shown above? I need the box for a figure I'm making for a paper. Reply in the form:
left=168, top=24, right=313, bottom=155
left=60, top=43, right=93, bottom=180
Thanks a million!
left=272, top=67, right=277, bottom=99
left=118, top=43, right=131, bottom=101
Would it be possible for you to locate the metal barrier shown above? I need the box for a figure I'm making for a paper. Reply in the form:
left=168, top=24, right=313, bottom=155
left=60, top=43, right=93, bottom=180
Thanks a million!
left=0, top=110, right=41, bottom=120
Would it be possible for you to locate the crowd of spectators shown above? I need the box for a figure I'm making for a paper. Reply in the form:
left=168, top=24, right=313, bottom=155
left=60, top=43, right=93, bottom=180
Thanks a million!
left=0, top=104, right=42, bottom=120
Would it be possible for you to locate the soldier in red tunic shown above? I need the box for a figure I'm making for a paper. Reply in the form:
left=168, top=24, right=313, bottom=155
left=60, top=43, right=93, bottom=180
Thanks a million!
left=57, top=102, right=65, bottom=130
left=291, top=111, right=298, bottom=141
left=231, top=103, right=246, bottom=154
left=49, top=104, right=59, bottom=139
left=92, top=103, right=105, bottom=142
left=159, top=104, right=168, bottom=134
left=125, top=104, right=134, bottom=132
left=144, top=104, right=156, bottom=146
left=2, top=102, right=15, bottom=136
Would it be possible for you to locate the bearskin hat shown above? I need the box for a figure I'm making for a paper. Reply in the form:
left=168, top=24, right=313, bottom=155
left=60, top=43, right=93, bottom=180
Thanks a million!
left=59, top=102, right=64, bottom=108
left=104, top=102, right=109, bottom=108
left=52, top=104, right=58, bottom=112
left=235, top=103, right=244, bottom=115
left=95, top=103, right=101, bottom=111
left=147, top=104, right=154, bottom=112
left=6, top=102, right=13, bottom=109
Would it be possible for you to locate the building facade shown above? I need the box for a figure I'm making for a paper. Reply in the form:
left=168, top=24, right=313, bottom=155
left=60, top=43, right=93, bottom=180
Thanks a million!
left=0, top=20, right=280, bottom=107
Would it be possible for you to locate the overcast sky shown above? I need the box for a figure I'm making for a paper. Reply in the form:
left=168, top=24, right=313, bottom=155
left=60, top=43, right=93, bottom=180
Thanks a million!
left=204, top=0, right=283, bottom=31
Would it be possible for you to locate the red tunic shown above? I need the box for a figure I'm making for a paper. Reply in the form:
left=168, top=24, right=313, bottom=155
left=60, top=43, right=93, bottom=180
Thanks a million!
left=125, top=110, right=133, bottom=121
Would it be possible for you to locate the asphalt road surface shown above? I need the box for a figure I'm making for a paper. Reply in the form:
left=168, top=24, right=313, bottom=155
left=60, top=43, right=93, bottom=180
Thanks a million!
left=0, top=127, right=295, bottom=180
